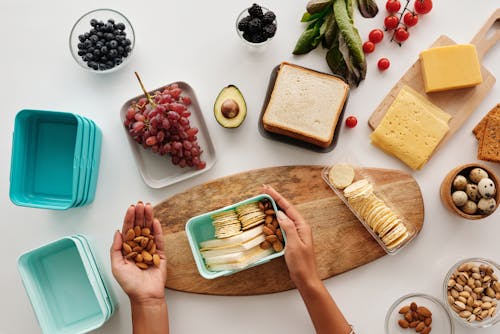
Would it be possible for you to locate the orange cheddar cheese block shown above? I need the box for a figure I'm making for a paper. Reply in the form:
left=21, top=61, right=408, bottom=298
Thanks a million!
left=419, top=44, right=482, bottom=93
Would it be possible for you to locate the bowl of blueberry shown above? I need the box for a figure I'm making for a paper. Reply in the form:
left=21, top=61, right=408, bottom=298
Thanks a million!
left=69, top=8, right=134, bottom=73
left=236, top=3, right=277, bottom=46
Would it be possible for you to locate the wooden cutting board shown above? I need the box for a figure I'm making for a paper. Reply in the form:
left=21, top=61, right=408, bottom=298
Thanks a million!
left=368, top=9, right=499, bottom=155
left=154, top=165, right=424, bottom=296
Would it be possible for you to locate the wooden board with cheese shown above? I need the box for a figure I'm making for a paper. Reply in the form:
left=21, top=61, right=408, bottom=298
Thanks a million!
left=368, top=10, right=499, bottom=169
left=154, top=165, right=424, bottom=296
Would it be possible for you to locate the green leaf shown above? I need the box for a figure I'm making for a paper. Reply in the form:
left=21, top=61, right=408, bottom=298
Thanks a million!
left=300, top=5, right=332, bottom=22
left=333, top=0, right=365, bottom=66
left=293, top=27, right=321, bottom=54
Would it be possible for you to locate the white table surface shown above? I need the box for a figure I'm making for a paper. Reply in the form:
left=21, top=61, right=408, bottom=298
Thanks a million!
left=1, top=1, right=499, bottom=333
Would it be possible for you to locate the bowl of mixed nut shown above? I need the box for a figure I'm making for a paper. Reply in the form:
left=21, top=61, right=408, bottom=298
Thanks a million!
left=444, top=258, right=500, bottom=328
left=440, top=163, right=499, bottom=220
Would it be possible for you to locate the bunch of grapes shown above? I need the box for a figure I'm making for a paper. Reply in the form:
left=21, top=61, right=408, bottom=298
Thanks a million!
left=124, top=84, right=206, bottom=170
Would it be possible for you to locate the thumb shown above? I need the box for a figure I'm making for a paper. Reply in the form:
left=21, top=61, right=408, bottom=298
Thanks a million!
left=276, top=210, right=300, bottom=244
left=110, top=230, right=124, bottom=266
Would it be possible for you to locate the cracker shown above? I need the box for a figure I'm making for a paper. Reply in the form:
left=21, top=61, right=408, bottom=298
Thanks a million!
left=478, top=116, right=500, bottom=163
left=473, top=103, right=500, bottom=140
left=328, top=163, right=355, bottom=190
left=386, top=231, right=409, bottom=250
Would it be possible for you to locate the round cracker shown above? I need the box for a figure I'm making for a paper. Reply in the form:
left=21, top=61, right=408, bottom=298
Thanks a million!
left=386, top=231, right=409, bottom=250
left=328, top=163, right=355, bottom=190
left=382, top=223, right=407, bottom=245
left=344, top=179, right=370, bottom=198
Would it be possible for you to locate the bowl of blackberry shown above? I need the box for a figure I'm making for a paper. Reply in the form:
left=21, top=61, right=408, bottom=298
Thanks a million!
left=70, top=8, right=134, bottom=73
left=236, top=3, right=277, bottom=46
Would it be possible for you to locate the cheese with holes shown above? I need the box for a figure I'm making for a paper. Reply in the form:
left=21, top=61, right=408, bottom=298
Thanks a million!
left=420, top=44, right=482, bottom=93
left=370, top=86, right=451, bottom=170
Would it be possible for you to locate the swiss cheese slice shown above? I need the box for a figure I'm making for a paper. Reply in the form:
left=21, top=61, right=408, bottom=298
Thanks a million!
left=370, top=86, right=450, bottom=170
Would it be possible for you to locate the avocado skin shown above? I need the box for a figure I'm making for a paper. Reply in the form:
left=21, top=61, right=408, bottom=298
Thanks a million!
left=214, top=85, right=247, bottom=128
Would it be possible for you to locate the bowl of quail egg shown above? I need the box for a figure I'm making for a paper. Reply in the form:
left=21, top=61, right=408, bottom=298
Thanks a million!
left=440, top=163, right=499, bottom=220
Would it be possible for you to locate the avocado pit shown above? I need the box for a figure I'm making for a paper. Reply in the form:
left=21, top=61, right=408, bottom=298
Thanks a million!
left=221, top=99, right=240, bottom=119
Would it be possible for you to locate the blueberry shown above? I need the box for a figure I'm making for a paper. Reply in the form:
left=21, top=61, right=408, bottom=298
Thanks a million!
left=117, top=46, right=124, bottom=54
left=116, top=22, right=125, bottom=30
left=77, top=50, right=85, bottom=56
left=84, top=32, right=90, bottom=39
left=101, top=46, right=108, bottom=54
left=87, top=47, right=95, bottom=53
left=96, top=31, right=103, bottom=38
left=90, top=29, right=97, bottom=35
left=78, top=34, right=86, bottom=42
left=100, top=56, right=108, bottom=62
left=109, top=49, right=118, bottom=58
left=90, top=19, right=98, bottom=27
left=104, top=23, right=113, bottom=32
left=124, top=39, right=131, bottom=46
left=86, top=53, right=94, bottom=60
left=114, top=58, right=122, bottom=65
left=107, top=18, right=115, bottom=25
left=125, top=45, right=131, bottom=52
left=93, top=49, right=101, bottom=56
left=109, top=40, right=118, bottom=48
left=123, top=52, right=128, bottom=58
left=77, top=42, right=85, bottom=50
left=96, top=41, right=104, bottom=48
left=105, top=32, right=114, bottom=40
left=98, top=63, right=106, bottom=70
left=83, top=40, right=92, bottom=48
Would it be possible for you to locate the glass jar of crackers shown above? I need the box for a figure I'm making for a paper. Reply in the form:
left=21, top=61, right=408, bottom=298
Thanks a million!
left=322, top=161, right=418, bottom=254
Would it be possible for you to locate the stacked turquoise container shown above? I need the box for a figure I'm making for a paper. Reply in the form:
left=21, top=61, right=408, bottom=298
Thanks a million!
left=9, top=109, right=102, bottom=209
left=17, top=235, right=115, bottom=333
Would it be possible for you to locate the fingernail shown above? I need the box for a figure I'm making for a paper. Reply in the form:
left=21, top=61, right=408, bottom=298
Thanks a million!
left=146, top=202, right=151, bottom=206
left=130, top=204, right=135, bottom=207
left=277, top=210, right=287, bottom=221
left=138, top=201, right=143, bottom=204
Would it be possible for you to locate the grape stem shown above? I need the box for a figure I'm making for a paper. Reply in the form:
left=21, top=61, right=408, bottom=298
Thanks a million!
left=134, top=72, right=157, bottom=108
left=390, top=0, right=411, bottom=46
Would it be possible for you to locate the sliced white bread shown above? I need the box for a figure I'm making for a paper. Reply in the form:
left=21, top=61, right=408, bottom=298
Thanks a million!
left=262, top=62, right=349, bottom=148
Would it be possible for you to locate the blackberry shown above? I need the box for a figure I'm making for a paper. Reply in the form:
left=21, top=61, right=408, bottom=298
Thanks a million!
left=250, top=33, right=266, bottom=43
left=248, top=3, right=264, bottom=18
left=262, top=11, right=276, bottom=24
left=247, top=18, right=262, bottom=33
left=263, top=24, right=277, bottom=38
left=238, top=15, right=252, bottom=32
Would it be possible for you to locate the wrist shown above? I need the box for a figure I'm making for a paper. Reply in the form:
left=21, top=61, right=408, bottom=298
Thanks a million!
left=129, top=296, right=166, bottom=308
left=293, top=274, right=323, bottom=294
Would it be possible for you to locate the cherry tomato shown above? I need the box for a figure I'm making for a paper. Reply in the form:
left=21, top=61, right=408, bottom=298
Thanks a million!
left=403, top=12, right=419, bottom=27
left=414, top=0, right=433, bottom=14
left=386, top=0, right=401, bottom=13
left=377, top=58, right=390, bottom=71
left=363, top=41, right=375, bottom=54
left=384, top=15, right=400, bottom=30
left=345, top=116, right=358, bottom=128
left=369, top=29, right=384, bottom=44
left=394, top=27, right=410, bottom=42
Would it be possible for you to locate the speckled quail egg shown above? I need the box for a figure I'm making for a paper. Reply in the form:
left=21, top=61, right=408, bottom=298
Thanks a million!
left=469, top=168, right=489, bottom=184
left=461, top=200, right=478, bottom=215
left=466, top=183, right=481, bottom=202
left=452, top=191, right=468, bottom=207
left=477, top=197, right=496, bottom=215
left=452, top=175, right=468, bottom=191
left=478, top=178, right=496, bottom=198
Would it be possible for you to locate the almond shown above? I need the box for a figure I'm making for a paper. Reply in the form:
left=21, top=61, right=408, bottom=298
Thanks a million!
left=149, top=243, right=157, bottom=254
left=265, top=215, right=273, bottom=224
left=132, top=246, right=143, bottom=253
left=404, top=312, right=413, bottom=322
left=398, top=319, right=409, bottom=328
left=409, top=321, right=419, bottom=328
left=126, top=240, right=138, bottom=248
left=263, top=226, right=274, bottom=235
left=134, top=225, right=142, bottom=237
left=410, top=302, right=417, bottom=311
left=122, top=242, right=132, bottom=254
left=140, top=237, right=149, bottom=248
left=258, top=201, right=265, bottom=210
left=415, top=322, right=425, bottom=332
left=125, top=251, right=138, bottom=260
left=260, top=241, right=272, bottom=250
left=136, top=262, right=148, bottom=270
left=125, top=228, right=135, bottom=241
left=264, top=209, right=275, bottom=215
left=276, top=228, right=284, bottom=242
left=399, top=305, right=410, bottom=314
left=265, top=235, right=278, bottom=243
left=141, top=227, right=151, bottom=237
left=153, top=254, right=160, bottom=267
left=271, top=218, right=279, bottom=229
left=421, top=326, right=431, bottom=334
left=135, top=254, right=143, bottom=263
left=142, top=250, right=153, bottom=262
left=424, top=317, right=432, bottom=326
left=272, top=240, right=283, bottom=252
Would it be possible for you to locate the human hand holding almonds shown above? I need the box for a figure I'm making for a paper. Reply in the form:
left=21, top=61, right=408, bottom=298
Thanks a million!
left=122, top=225, right=160, bottom=269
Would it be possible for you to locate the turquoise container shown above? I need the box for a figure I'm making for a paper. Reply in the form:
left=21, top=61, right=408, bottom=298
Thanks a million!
left=9, top=110, right=102, bottom=209
left=18, top=236, right=114, bottom=334
left=185, top=194, right=286, bottom=279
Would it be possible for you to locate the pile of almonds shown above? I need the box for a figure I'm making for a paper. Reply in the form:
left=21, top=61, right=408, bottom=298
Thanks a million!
left=447, top=262, right=499, bottom=322
left=258, top=200, right=284, bottom=252
left=398, top=302, right=432, bottom=333
left=122, top=225, right=160, bottom=270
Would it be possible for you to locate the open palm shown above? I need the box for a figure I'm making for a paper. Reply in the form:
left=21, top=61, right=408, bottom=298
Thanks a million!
left=111, top=202, right=167, bottom=302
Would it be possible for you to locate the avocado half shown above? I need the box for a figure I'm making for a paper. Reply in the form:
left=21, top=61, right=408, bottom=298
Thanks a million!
left=214, top=85, right=247, bottom=128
